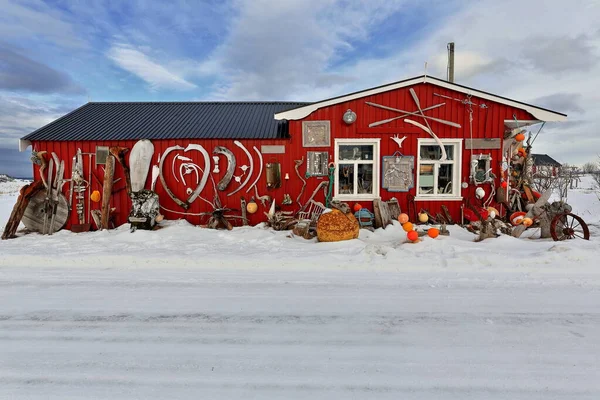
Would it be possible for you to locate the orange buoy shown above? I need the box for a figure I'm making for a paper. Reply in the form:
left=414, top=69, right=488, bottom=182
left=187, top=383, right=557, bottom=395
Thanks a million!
left=402, top=222, right=413, bottom=232
left=90, top=190, right=101, bottom=203
left=515, top=133, right=526, bottom=142
left=418, top=212, right=429, bottom=223
left=246, top=199, right=258, bottom=214
left=427, top=227, right=439, bottom=238
left=353, top=203, right=362, bottom=212
left=398, top=213, right=409, bottom=224
left=407, top=230, right=418, bottom=241
left=522, top=217, right=533, bottom=227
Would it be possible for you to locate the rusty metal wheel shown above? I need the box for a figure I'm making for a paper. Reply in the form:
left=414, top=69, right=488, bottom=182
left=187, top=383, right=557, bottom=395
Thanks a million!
left=550, top=212, right=590, bottom=241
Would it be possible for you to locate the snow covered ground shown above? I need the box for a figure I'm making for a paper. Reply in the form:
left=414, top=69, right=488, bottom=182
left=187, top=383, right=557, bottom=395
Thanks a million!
left=1, top=177, right=599, bottom=399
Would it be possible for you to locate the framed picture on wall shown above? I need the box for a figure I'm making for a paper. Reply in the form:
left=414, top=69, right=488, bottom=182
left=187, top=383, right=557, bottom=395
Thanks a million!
left=381, top=152, right=414, bottom=192
left=306, top=151, right=329, bottom=177
left=302, top=121, right=331, bottom=147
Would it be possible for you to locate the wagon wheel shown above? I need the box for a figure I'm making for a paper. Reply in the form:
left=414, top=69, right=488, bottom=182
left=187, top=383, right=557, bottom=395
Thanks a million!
left=550, top=212, right=590, bottom=241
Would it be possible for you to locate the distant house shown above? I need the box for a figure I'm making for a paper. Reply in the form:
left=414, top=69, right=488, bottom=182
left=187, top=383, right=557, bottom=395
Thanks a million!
left=532, top=154, right=562, bottom=177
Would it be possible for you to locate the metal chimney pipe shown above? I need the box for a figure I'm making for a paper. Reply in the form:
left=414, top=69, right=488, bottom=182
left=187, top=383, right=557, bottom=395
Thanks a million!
left=447, top=42, right=455, bottom=83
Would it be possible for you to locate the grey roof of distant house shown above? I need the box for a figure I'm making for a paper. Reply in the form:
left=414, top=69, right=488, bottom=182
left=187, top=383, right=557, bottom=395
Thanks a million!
left=21, top=102, right=310, bottom=142
left=532, top=153, right=562, bottom=167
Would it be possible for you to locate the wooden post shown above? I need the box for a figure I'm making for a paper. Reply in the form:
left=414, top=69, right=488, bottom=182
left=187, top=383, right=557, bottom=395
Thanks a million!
left=101, top=155, right=115, bottom=230
left=2, top=180, right=45, bottom=240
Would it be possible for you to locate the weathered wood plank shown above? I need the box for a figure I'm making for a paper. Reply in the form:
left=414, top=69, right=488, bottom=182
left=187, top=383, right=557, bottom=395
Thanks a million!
left=101, top=155, right=115, bottom=230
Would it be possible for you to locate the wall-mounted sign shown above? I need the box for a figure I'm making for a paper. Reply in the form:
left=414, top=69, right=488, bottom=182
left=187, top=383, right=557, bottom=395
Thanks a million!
left=261, top=145, right=286, bottom=154
left=381, top=152, right=414, bottom=192
left=302, top=121, right=331, bottom=147
left=465, top=138, right=501, bottom=149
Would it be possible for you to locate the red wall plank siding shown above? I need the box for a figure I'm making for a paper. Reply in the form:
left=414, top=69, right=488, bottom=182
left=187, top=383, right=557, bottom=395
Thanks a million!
left=30, top=82, right=535, bottom=229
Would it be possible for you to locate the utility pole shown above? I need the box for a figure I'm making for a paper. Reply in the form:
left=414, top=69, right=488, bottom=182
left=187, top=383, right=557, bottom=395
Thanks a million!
left=447, top=42, right=455, bottom=83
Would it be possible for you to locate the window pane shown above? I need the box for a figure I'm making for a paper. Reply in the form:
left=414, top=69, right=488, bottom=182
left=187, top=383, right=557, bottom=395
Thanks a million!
left=338, top=164, right=354, bottom=194
left=419, top=144, right=454, bottom=160
left=339, top=145, right=374, bottom=161
left=357, top=164, right=373, bottom=194
left=438, top=164, right=453, bottom=194
left=419, top=164, right=434, bottom=194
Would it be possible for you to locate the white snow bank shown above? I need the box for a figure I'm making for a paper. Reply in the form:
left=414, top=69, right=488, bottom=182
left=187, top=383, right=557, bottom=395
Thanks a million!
left=1, top=176, right=599, bottom=284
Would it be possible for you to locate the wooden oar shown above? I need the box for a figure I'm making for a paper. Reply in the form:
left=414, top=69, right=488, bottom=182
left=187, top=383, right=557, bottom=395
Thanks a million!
left=367, top=102, right=446, bottom=127
left=366, top=100, right=461, bottom=128
left=404, top=118, right=447, bottom=161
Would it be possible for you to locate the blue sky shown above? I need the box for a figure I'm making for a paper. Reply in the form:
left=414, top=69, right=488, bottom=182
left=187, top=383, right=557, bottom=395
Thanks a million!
left=1, top=0, right=599, bottom=177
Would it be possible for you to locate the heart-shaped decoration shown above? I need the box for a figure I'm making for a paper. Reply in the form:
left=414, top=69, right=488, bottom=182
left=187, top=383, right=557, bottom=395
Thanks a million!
left=159, top=144, right=210, bottom=209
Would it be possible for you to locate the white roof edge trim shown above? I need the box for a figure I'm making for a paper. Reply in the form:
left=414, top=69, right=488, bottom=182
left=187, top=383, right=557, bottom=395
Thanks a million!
left=274, top=76, right=567, bottom=122
left=19, top=139, right=31, bottom=152
left=274, top=77, right=424, bottom=120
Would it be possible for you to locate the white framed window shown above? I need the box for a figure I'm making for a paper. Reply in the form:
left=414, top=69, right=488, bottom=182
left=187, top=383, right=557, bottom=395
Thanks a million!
left=415, top=138, right=462, bottom=200
left=334, top=138, right=380, bottom=200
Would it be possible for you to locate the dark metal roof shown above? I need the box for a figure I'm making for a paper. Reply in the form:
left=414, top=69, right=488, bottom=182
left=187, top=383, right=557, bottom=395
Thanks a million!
left=532, top=154, right=562, bottom=167
left=22, top=102, right=310, bottom=141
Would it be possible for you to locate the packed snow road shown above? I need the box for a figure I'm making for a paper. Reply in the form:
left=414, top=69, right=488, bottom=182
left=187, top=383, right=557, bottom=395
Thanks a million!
left=1, top=267, right=599, bottom=399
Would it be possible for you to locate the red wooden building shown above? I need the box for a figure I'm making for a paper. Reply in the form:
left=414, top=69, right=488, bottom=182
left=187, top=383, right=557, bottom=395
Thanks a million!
left=20, top=75, right=566, bottom=229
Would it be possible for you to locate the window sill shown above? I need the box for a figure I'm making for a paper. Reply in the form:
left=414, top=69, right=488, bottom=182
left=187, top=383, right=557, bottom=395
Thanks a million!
left=414, top=196, right=463, bottom=201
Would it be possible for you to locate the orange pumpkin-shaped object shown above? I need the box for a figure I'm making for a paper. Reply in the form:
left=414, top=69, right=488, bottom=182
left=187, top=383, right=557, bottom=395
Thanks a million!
left=407, top=230, right=419, bottom=241
left=402, top=222, right=413, bottom=232
left=353, top=203, right=362, bottom=212
left=522, top=217, right=533, bottom=227
left=398, top=213, right=409, bottom=224
left=515, top=133, right=526, bottom=142
left=427, top=227, right=439, bottom=238
left=90, top=190, right=101, bottom=203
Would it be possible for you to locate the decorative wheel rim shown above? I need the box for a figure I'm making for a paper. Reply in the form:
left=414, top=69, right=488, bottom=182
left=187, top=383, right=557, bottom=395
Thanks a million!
left=550, top=212, right=590, bottom=241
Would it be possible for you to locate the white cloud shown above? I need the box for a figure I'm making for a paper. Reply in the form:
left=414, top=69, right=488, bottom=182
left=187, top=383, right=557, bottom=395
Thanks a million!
left=107, top=44, right=197, bottom=91
left=199, top=0, right=408, bottom=100
left=0, top=0, right=87, bottom=48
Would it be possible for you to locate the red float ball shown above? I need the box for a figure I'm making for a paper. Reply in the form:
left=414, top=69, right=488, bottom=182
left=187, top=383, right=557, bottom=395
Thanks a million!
left=407, top=230, right=419, bottom=242
left=353, top=203, right=363, bottom=212
left=427, top=228, right=439, bottom=238
left=501, top=181, right=508, bottom=189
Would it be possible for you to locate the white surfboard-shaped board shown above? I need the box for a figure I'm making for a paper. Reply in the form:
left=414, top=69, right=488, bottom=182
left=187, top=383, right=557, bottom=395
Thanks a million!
left=130, top=140, right=155, bottom=192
